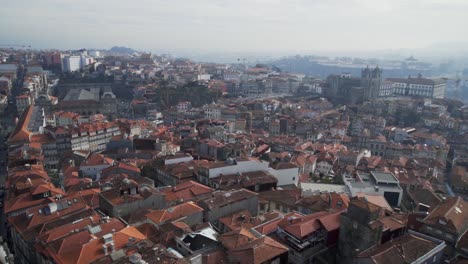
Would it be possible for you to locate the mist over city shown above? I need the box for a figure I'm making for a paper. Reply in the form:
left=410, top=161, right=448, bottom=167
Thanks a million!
left=0, top=1, right=467, bottom=264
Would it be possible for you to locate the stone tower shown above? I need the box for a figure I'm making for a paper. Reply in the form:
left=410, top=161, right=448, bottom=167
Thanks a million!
left=361, top=66, right=382, bottom=101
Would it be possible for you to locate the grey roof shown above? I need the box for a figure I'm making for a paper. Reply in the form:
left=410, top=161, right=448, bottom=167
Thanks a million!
left=63, top=88, right=100, bottom=101
left=27, top=66, right=43, bottom=74
left=0, top=64, right=17, bottom=72
left=206, top=126, right=225, bottom=133
left=371, top=171, right=399, bottom=184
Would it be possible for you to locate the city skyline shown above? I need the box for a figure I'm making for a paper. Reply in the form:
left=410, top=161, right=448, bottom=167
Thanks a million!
left=1, top=0, right=468, bottom=54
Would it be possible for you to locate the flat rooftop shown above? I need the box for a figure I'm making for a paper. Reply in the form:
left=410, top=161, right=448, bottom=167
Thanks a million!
left=371, top=171, right=399, bottom=184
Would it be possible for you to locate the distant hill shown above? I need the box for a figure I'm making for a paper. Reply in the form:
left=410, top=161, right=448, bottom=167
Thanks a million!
left=108, top=46, right=137, bottom=54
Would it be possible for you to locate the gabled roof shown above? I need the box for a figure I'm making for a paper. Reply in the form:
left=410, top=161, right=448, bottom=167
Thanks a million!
left=356, top=193, right=393, bottom=212
left=357, top=233, right=443, bottom=264
left=9, top=105, right=33, bottom=143
left=424, top=196, right=467, bottom=234
left=100, top=162, right=141, bottom=175
left=54, top=224, right=144, bottom=264
left=228, top=236, right=288, bottom=264
left=218, top=227, right=258, bottom=250
left=278, top=211, right=341, bottom=239
left=201, top=189, right=258, bottom=210
left=8, top=197, right=89, bottom=237
left=163, top=180, right=213, bottom=203
left=80, top=153, right=115, bottom=167
left=145, top=201, right=203, bottom=225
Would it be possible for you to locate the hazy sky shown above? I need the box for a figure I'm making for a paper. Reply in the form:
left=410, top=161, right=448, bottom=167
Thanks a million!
left=1, top=0, right=467, bottom=54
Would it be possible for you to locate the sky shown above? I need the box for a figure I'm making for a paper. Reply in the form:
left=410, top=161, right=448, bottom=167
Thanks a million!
left=1, top=0, right=467, bottom=55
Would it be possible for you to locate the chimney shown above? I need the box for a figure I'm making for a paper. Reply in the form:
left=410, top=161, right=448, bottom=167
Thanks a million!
left=110, top=242, right=115, bottom=253
left=127, top=237, right=136, bottom=247
left=102, top=245, right=108, bottom=255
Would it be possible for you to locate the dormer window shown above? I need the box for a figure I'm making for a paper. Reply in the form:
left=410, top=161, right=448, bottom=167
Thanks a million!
left=438, top=219, right=447, bottom=225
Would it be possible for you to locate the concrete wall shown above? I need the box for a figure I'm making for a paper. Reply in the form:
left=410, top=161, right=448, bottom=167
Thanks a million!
left=80, top=164, right=113, bottom=179
left=338, top=215, right=382, bottom=264
left=99, top=193, right=165, bottom=218
left=268, top=167, right=299, bottom=186
left=206, top=196, right=258, bottom=224
left=208, top=160, right=269, bottom=178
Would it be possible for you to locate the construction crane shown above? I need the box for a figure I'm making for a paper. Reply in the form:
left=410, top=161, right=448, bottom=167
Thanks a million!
left=0, top=44, right=31, bottom=48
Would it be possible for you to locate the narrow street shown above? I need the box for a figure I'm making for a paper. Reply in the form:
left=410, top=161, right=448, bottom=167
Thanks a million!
left=0, top=64, right=25, bottom=240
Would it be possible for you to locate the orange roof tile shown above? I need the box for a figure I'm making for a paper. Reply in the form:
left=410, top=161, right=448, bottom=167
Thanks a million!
left=9, top=105, right=33, bottom=143
left=228, top=236, right=288, bottom=264
left=145, top=201, right=203, bottom=225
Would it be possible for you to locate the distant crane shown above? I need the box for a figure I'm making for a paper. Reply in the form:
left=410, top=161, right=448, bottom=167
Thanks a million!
left=0, top=44, right=31, bottom=48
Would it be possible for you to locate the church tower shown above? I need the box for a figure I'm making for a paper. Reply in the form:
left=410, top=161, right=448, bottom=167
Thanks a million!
left=361, top=66, right=382, bottom=101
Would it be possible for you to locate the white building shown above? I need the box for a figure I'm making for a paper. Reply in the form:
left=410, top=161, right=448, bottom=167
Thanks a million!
left=197, top=74, right=211, bottom=81
left=61, top=55, right=82, bottom=72
left=387, top=76, right=446, bottom=99
left=198, top=158, right=299, bottom=187
left=345, top=171, right=403, bottom=207
left=88, top=50, right=101, bottom=57
left=379, top=81, right=395, bottom=97
left=79, top=153, right=116, bottom=179
left=204, top=104, right=222, bottom=120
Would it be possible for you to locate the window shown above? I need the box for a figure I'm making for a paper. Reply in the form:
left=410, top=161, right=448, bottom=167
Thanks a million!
left=292, top=177, right=296, bottom=181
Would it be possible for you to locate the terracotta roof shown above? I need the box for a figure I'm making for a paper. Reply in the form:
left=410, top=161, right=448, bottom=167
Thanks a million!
left=3, top=192, right=53, bottom=215
left=378, top=216, right=406, bottom=232
left=258, top=189, right=301, bottom=208
left=296, top=192, right=350, bottom=212
left=163, top=180, right=213, bottom=203
left=407, top=188, right=442, bottom=210
left=9, top=105, right=33, bottom=143
left=201, top=189, right=258, bottom=210
left=100, top=162, right=141, bottom=175
left=8, top=197, right=89, bottom=237
left=36, top=213, right=101, bottom=244
left=356, top=193, right=393, bottom=212
left=80, top=153, right=115, bottom=167
left=228, top=236, right=288, bottom=264
left=7, top=164, right=49, bottom=183
left=218, top=210, right=270, bottom=230
left=278, top=211, right=341, bottom=239
left=30, top=133, right=55, bottom=144
left=145, top=201, right=203, bottom=225
left=218, top=227, right=259, bottom=250
left=254, top=214, right=284, bottom=235
left=211, top=170, right=278, bottom=190
left=457, top=229, right=468, bottom=252
left=357, top=233, right=443, bottom=264
left=54, top=224, right=144, bottom=264
left=424, top=196, right=467, bottom=234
